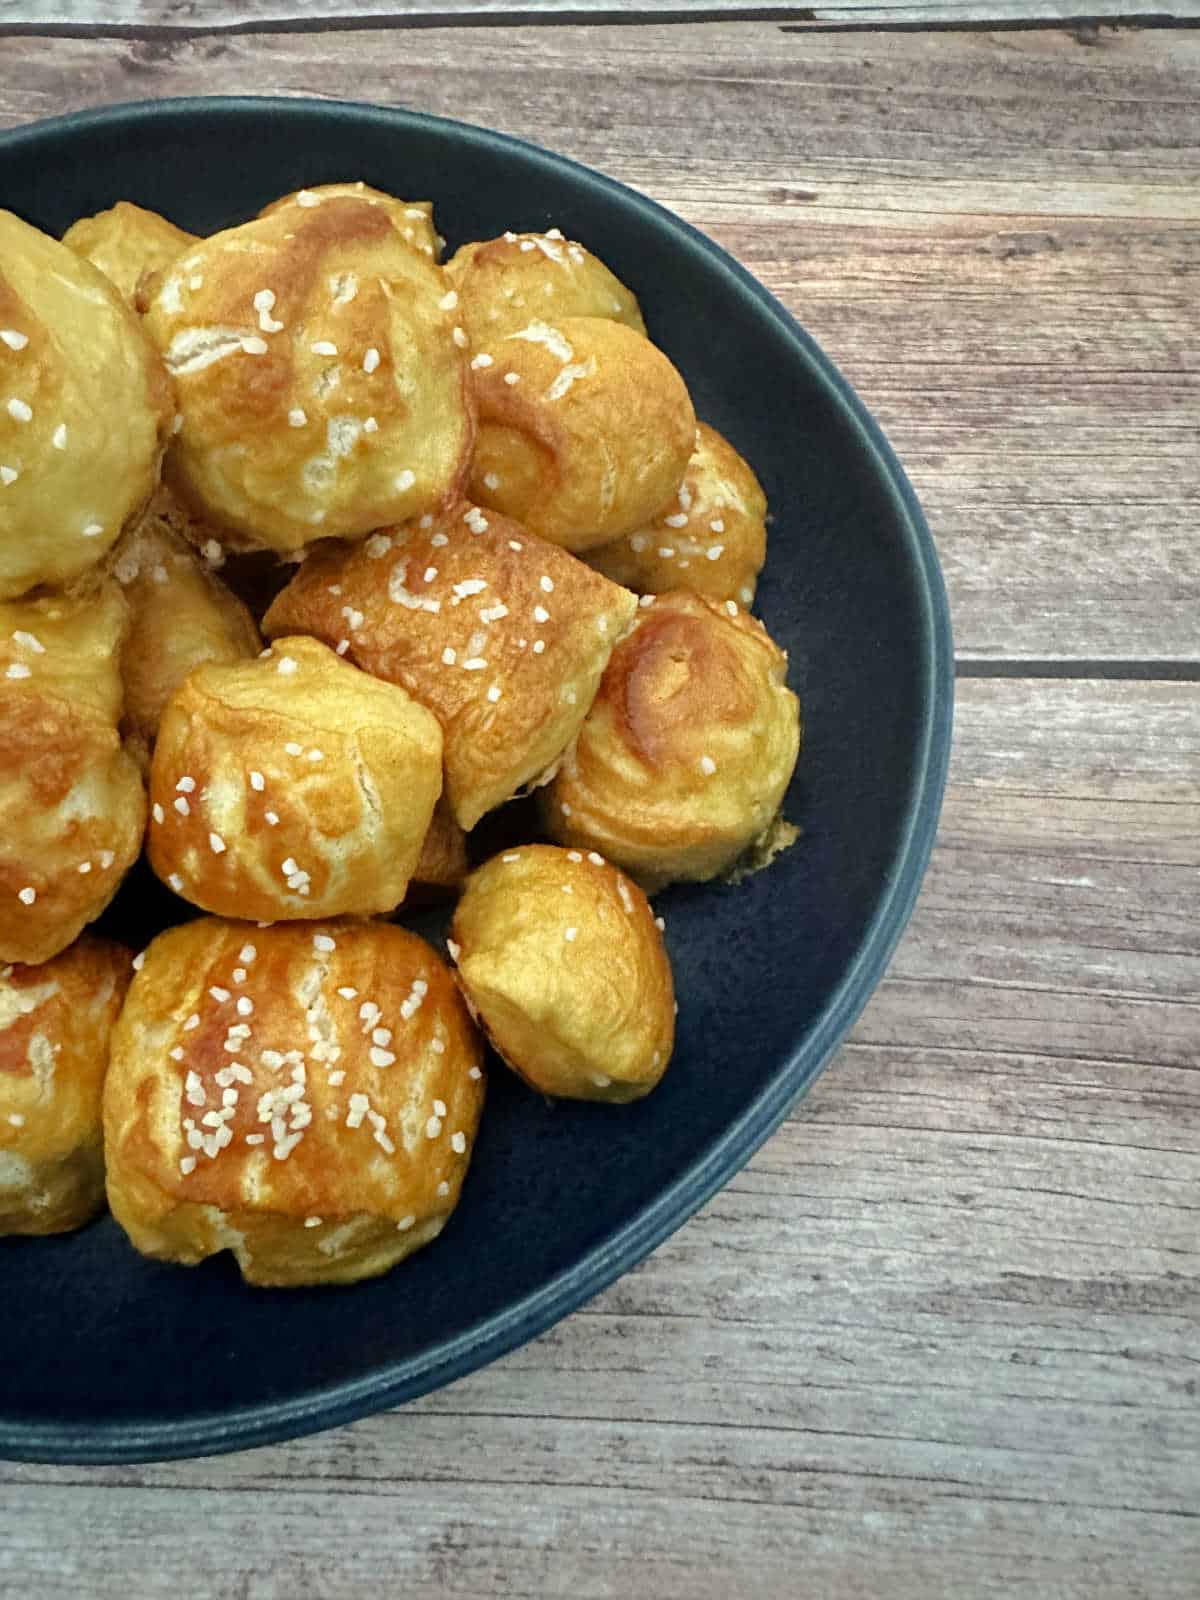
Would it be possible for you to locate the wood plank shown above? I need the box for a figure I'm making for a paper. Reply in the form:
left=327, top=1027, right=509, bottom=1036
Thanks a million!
left=0, top=24, right=1196, bottom=664
left=3, top=678, right=1198, bottom=1596
left=3, top=2, right=1199, bottom=35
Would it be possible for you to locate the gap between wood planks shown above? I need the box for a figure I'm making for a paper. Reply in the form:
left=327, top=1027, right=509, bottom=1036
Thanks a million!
left=959, top=660, right=1200, bottom=681
left=1, top=9, right=1198, bottom=42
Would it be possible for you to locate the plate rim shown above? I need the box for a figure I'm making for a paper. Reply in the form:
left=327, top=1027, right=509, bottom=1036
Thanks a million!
left=0, top=93, right=955, bottom=1464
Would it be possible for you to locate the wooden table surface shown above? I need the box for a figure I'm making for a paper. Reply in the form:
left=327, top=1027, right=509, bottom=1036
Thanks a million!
left=2, top=7, right=1198, bottom=1596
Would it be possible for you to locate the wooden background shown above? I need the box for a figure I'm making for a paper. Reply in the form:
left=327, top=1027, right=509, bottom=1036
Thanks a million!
left=1, top=10, right=1198, bottom=1596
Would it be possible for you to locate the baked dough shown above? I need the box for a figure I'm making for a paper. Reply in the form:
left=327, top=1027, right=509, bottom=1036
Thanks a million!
left=263, top=500, right=638, bottom=829
left=62, top=201, right=198, bottom=310
left=452, top=844, right=673, bottom=1103
left=0, top=583, right=146, bottom=965
left=466, top=316, right=695, bottom=553
left=587, top=423, right=767, bottom=608
left=110, top=487, right=261, bottom=749
left=147, top=635, right=443, bottom=920
left=0, top=935, right=132, bottom=1235
left=445, top=229, right=645, bottom=346
left=259, top=182, right=440, bottom=261
left=143, top=194, right=473, bottom=553
left=0, top=210, right=173, bottom=600
left=103, top=918, right=484, bottom=1286
left=544, top=591, right=800, bottom=886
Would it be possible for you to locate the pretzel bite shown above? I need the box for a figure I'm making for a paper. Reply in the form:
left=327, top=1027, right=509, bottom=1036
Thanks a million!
left=110, top=487, right=261, bottom=749
left=451, top=845, right=673, bottom=1103
left=62, top=201, right=198, bottom=309
left=263, top=501, right=638, bottom=829
left=259, top=182, right=440, bottom=260
left=544, top=592, right=800, bottom=887
left=445, top=229, right=645, bottom=346
left=0, top=210, right=173, bottom=601
left=0, top=936, right=132, bottom=1235
left=0, top=583, right=145, bottom=966
left=466, top=317, right=695, bottom=553
left=587, top=423, right=767, bottom=608
left=103, top=919, right=484, bottom=1287
left=143, top=194, right=473, bottom=553
left=147, top=636, right=443, bottom=920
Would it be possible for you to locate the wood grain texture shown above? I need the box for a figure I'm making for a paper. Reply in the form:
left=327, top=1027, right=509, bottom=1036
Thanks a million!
left=2, top=679, right=1198, bottom=1596
left=0, top=24, right=1197, bottom=662
left=3, top=1, right=1199, bottom=35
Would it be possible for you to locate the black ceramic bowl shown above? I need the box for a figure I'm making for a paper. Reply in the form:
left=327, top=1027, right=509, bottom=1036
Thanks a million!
left=0, top=97, right=952, bottom=1463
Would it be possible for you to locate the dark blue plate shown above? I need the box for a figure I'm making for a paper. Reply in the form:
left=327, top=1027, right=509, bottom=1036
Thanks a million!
left=0, top=97, right=952, bottom=1463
